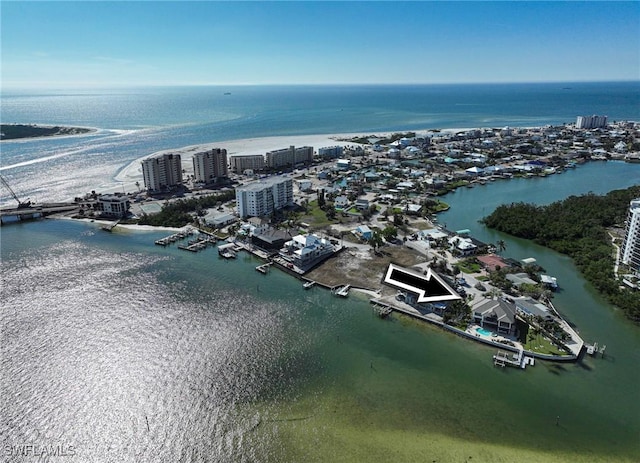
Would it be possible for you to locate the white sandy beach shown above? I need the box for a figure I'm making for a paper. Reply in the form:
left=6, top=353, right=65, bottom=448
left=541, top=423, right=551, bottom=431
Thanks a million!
left=114, top=132, right=369, bottom=189
left=112, top=128, right=470, bottom=195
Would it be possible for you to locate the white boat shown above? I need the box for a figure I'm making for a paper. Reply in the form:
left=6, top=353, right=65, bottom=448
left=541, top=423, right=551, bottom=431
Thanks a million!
left=334, top=285, right=350, bottom=297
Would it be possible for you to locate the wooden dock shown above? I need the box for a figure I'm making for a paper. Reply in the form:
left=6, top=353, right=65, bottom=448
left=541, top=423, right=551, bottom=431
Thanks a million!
left=374, top=305, right=392, bottom=318
left=154, top=229, right=194, bottom=246
left=585, top=342, right=606, bottom=357
left=101, top=219, right=120, bottom=232
left=218, top=242, right=237, bottom=259
left=493, top=349, right=535, bottom=369
left=256, top=262, right=272, bottom=274
left=333, top=285, right=350, bottom=297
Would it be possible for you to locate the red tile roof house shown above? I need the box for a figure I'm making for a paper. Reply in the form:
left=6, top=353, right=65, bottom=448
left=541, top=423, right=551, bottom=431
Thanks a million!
left=477, top=254, right=510, bottom=272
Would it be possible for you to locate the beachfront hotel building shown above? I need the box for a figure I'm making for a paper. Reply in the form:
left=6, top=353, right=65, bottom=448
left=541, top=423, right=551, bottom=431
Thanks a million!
left=192, top=148, right=228, bottom=185
left=236, top=175, right=294, bottom=218
left=95, top=194, right=130, bottom=218
left=265, top=146, right=314, bottom=170
left=318, top=146, right=344, bottom=159
left=621, top=198, right=640, bottom=275
left=230, top=155, right=265, bottom=174
left=576, top=115, right=608, bottom=129
left=141, top=153, right=183, bottom=192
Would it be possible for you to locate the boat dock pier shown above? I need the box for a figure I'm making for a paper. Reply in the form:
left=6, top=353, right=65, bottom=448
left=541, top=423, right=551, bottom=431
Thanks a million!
left=333, top=285, right=351, bottom=297
left=177, top=236, right=216, bottom=252
left=493, top=349, right=535, bottom=369
left=101, top=219, right=121, bottom=232
left=218, top=242, right=237, bottom=259
left=374, top=305, right=392, bottom=318
left=256, top=262, right=272, bottom=274
left=585, top=341, right=606, bottom=357
left=154, top=228, right=194, bottom=246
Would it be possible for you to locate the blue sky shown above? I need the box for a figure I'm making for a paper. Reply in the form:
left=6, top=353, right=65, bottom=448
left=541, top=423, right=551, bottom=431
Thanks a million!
left=1, top=1, right=638, bottom=88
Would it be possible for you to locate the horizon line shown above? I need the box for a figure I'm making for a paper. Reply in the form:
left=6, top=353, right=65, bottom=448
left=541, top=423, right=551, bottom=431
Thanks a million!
left=2, top=79, right=639, bottom=92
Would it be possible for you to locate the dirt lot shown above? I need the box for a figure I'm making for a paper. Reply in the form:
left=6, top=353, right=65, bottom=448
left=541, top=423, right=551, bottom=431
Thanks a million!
left=305, top=244, right=424, bottom=291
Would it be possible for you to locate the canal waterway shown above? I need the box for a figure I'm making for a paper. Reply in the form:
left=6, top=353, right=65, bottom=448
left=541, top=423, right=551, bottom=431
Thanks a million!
left=1, top=161, right=639, bottom=462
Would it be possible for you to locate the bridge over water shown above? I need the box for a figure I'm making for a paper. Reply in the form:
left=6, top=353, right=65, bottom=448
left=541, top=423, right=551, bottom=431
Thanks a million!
left=0, top=203, right=79, bottom=225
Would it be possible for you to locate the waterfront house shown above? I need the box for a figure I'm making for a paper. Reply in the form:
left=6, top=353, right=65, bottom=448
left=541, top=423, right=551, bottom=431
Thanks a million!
left=418, top=228, right=449, bottom=242
left=405, top=203, right=423, bottom=215
left=514, top=297, right=553, bottom=320
left=477, top=254, right=509, bottom=272
left=281, top=233, right=335, bottom=270
left=472, top=298, right=517, bottom=335
left=506, top=272, right=539, bottom=288
left=247, top=217, right=270, bottom=236
left=465, top=166, right=484, bottom=176
left=203, top=211, right=237, bottom=228
left=448, top=236, right=477, bottom=256
left=251, top=227, right=292, bottom=251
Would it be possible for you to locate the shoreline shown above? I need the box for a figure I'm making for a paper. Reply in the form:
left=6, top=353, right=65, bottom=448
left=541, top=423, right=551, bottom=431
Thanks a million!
left=113, top=127, right=478, bottom=190
left=0, top=123, right=98, bottom=141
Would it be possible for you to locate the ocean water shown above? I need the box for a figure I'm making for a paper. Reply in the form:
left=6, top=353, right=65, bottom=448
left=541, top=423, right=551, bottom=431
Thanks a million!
left=1, top=82, right=639, bottom=206
left=2, top=83, right=640, bottom=462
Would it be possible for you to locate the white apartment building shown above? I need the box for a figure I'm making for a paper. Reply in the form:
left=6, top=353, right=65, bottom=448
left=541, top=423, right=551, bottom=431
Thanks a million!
left=265, top=146, right=313, bottom=169
left=96, top=194, right=130, bottom=218
left=318, top=146, right=344, bottom=159
left=621, top=198, right=640, bottom=275
left=230, top=155, right=265, bottom=174
left=236, top=176, right=294, bottom=218
left=576, top=115, right=608, bottom=129
left=192, top=148, right=228, bottom=184
left=141, top=153, right=183, bottom=192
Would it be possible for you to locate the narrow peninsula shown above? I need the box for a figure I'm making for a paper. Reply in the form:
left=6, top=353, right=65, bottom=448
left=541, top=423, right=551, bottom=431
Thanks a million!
left=1, top=124, right=94, bottom=140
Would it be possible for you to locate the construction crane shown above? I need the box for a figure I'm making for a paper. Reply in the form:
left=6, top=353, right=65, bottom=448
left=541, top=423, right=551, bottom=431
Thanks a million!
left=0, top=174, right=31, bottom=208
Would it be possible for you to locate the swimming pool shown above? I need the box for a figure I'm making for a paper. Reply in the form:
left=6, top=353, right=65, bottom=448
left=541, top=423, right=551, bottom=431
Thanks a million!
left=476, top=327, right=493, bottom=336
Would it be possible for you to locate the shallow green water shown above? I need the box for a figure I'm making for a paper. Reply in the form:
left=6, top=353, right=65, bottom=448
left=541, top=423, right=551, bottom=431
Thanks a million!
left=2, top=161, right=639, bottom=462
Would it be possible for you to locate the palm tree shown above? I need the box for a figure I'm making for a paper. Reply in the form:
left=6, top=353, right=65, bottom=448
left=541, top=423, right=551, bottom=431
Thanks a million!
left=496, top=239, right=507, bottom=254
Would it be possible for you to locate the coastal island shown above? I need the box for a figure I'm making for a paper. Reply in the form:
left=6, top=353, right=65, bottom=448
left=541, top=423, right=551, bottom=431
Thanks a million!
left=4, top=119, right=639, bottom=367
left=0, top=123, right=94, bottom=140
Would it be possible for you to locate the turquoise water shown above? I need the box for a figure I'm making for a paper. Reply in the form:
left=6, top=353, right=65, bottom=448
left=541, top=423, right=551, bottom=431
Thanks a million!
left=2, top=162, right=640, bottom=462
left=2, top=83, right=640, bottom=461
left=476, top=327, right=494, bottom=336
left=2, top=82, right=639, bottom=206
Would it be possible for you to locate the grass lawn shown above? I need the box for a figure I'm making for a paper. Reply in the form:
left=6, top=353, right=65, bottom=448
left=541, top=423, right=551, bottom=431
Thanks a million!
left=299, top=200, right=337, bottom=227
left=457, top=259, right=482, bottom=273
left=431, top=200, right=450, bottom=212
left=522, top=335, right=567, bottom=356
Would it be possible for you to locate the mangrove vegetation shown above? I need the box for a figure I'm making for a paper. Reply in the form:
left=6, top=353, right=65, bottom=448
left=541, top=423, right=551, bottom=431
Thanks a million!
left=481, top=186, right=640, bottom=322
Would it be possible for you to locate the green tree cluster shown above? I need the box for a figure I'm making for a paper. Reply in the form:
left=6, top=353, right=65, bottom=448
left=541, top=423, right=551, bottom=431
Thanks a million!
left=138, top=190, right=235, bottom=228
left=482, top=186, right=640, bottom=322
left=443, top=300, right=472, bottom=328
